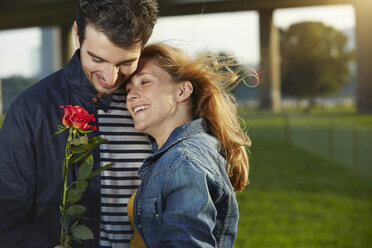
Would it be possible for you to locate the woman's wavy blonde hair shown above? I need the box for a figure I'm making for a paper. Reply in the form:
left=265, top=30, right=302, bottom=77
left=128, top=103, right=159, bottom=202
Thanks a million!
left=141, top=43, right=256, bottom=192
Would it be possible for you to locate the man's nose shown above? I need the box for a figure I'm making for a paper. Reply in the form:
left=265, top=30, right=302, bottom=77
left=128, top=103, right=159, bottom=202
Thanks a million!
left=103, top=64, right=120, bottom=85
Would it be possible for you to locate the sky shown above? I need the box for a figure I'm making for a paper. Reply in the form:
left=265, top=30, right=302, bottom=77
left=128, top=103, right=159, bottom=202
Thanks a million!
left=0, top=4, right=355, bottom=78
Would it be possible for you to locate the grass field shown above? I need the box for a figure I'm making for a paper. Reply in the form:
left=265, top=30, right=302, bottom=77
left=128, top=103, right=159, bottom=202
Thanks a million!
left=234, top=114, right=372, bottom=247
left=0, top=114, right=4, bottom=128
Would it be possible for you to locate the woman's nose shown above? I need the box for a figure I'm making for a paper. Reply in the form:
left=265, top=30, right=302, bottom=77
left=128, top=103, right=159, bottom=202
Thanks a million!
left=127, top=88, right=139, bottom=100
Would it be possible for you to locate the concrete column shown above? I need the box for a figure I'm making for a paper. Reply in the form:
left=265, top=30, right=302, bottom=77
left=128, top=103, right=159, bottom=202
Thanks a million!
left=353, top=0, right=372, bottom=113
left=40, top=27, right=61, bottom=78
left=259, top=10, right=281, bottom=112
left=60, top=24, right=75, bottom=67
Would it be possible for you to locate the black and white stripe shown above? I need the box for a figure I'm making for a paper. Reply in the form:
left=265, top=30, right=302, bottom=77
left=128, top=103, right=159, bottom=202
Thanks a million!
left=98, top=94, right=152, bottom=248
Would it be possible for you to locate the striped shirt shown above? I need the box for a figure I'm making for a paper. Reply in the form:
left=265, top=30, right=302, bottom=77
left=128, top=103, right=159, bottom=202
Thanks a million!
left=98, top=93, right=152, bottom=248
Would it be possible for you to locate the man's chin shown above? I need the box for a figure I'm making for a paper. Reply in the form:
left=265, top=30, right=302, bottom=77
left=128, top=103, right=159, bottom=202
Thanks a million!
left=99, top=88, right=118, bottom=95
left=95, top=83, right=123, bottom=95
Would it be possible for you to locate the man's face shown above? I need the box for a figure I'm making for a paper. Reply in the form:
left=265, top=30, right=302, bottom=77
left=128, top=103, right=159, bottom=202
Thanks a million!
left=74, top=23, right=142, bottom=95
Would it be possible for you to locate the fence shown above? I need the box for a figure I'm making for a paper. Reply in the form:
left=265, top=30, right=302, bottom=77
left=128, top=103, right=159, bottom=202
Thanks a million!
left=240, top=112, right=372, bottom=185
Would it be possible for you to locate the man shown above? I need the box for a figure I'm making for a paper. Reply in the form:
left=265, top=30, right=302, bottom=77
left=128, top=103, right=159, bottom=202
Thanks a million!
left=0, top=0, right=158, bottom=247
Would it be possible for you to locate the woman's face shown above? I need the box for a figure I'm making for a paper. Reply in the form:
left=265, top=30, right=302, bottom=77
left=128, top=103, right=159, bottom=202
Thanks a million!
left=126, top=57, right=182, bottom=140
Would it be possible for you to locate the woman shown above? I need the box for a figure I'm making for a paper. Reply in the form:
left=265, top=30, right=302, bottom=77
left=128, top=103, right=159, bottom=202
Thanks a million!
left=125, top=43, right=252, bottom=247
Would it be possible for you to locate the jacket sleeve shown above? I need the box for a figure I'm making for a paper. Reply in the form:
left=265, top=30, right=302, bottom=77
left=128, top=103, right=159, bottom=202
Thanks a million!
left=161, top=160, right=217, bottom=247
left=0, top=100, right=53, bottom=248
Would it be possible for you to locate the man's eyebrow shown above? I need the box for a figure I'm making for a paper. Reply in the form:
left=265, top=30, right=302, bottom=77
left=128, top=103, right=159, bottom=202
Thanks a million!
left=87, top=51, right=106, bottom=62
left=87, top=50, right=138, bottom=66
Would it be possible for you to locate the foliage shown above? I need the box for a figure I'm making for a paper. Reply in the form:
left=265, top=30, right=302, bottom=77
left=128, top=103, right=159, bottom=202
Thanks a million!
left=1, top=76, right=38, bottom=112
left=281, top=22, right=354, bottom=98
left=2, top=76, right=37, bottom=94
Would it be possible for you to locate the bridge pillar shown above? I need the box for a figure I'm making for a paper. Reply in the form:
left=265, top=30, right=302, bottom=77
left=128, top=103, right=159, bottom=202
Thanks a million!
left=354, top=0, right=372, bottom=113
left=258, top=9, right=281, bottom=112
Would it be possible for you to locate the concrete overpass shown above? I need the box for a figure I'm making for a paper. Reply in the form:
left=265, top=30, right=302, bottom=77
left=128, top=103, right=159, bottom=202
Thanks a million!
left=0, top=0, right=371, bottom=113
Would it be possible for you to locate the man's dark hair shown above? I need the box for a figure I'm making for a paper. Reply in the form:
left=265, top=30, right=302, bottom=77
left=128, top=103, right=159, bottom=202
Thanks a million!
left=76, top=0, right=158, bottom=48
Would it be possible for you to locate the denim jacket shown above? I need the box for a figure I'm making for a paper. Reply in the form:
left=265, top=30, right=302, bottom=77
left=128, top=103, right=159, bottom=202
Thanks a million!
left=133, top=118, right=239, bottom=247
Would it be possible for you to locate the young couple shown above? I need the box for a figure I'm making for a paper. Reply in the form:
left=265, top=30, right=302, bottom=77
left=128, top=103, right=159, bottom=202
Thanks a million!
left=0, top=0, right=250, bottom=247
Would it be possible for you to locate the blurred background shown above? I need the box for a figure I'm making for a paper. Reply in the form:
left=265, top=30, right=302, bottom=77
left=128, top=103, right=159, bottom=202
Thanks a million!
left=0, top=0, right=371, bottom=247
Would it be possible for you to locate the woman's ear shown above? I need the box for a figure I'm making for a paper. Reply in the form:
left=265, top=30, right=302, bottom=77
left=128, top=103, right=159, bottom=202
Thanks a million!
left=177, top=81, right=193, bottom=103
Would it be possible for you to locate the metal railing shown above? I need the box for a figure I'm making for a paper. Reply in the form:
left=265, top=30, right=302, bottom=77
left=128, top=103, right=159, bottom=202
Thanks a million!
left=241, top=112, right=372, bottom=184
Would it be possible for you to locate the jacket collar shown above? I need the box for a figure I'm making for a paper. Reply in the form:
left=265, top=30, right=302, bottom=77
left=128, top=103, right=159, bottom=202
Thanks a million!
left=149, top=118, right=208, bottom=158
left=63, top=49, right=113, bottom=112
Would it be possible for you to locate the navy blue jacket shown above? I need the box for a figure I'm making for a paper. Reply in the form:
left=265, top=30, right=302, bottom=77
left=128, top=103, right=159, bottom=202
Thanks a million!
left=0, top=50, right=113, bottom=247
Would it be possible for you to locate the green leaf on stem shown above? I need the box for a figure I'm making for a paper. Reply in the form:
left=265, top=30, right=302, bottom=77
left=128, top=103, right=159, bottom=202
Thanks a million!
left=76, top=180, right=88, bottom=193
left=70, top=234, right=83, bottom=244
left=88, top=137, right=109, bottom=148
left=51, top=125, right=68, bottom=139
left=71, top=135, right=88, bottom=146
left=71, top=224, right=94, bottom=240
left=66, top=181, right=88, bottom=204
left=78, top=155, right=94, bottom=179
left=69, top=145, right=87, bottom=154
left=66, top=205, right=86, bottom=219
left=57, top=125, right=66, bottom=131
left=77, top=129, right=94, bottom=134
left=66, top=189, right=80, bottom=204
left=86, top=163, right=115, bottom=179
left=70, top=219, right=80, bottom=229
left=70, top=152, right=90, bottom=164
left=60, top=214, right=72, bottom=231
left=67, top=129, right=74, bottom=143
left=69, top=137, right=108, bottom=153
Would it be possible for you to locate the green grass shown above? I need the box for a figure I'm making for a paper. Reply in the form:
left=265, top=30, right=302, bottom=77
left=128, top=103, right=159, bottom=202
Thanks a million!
left=234, top=115, right=372, bottom=248
left=0, top=114, right=4, bottom=128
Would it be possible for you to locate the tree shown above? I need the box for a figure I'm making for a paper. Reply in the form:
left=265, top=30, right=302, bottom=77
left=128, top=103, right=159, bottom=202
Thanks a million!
left=280, top=21, right=354, bottom=102
left=1, top=76, right=38, bottom=112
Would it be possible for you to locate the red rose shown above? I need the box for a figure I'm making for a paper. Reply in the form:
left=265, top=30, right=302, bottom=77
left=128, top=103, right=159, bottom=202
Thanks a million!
left=60, top=105, right=97, bottom=131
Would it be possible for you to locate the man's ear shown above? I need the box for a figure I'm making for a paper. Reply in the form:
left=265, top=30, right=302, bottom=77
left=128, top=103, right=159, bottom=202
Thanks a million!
left=177, top=81, right=193, bottom=103
left=73, top=21, right=81, bottom=48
